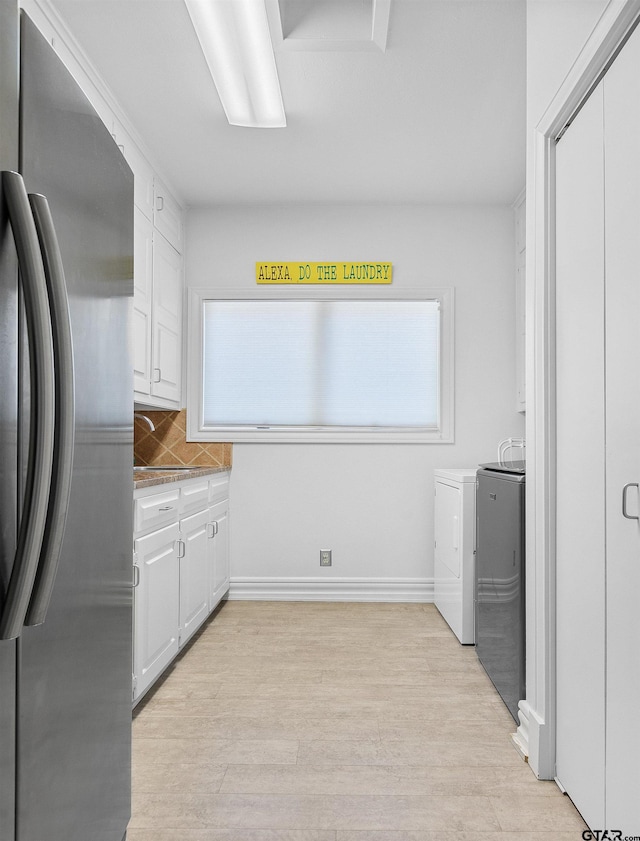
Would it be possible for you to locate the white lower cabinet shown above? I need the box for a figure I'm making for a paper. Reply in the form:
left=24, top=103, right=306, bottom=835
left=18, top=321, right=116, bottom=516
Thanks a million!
left=133, top=522, right=180, bottom=703
left=208, top=498, right=229, bottom=611
left=133, top=472, right=230, bottom=704
left=179, top=508, right=211, bottom=648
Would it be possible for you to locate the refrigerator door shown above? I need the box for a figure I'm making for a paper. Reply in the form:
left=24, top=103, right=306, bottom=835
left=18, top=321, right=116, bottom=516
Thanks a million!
left=0, top=2, right=19, bottom=839
left=17, top=15, right=133, bottom=841
left=475, top=468, right=525, bottom=722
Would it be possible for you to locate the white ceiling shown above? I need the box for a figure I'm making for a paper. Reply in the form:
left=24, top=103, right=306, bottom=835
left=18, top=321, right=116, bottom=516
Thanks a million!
left=51, top=0, right=526, bottom=207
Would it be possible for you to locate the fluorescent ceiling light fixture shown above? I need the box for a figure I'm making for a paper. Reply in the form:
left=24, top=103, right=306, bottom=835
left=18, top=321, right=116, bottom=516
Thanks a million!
left=185, top=0, right=286, bottom=128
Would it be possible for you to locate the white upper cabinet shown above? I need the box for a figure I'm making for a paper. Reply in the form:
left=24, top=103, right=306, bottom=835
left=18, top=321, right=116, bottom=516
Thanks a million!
left=132, top=174, right=183, bottom=408
left=133, top=196, right=184, bottom=408
left=27, top=1, right=186, bottom=409
left=153, top=177, right=183, bottom=253
left=114, top=120, right=155, bottom=221
left=150, top=232, right=182, bottom=405
left=133, top=206, right=153, bottom=395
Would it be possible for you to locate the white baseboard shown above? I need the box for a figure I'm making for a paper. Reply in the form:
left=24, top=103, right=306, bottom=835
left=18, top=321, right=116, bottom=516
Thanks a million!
left=228, top=577, right=434, bottom=602
left=526, top=703, right=555, bottom=780
left=512, top=699, right=530, bottom=763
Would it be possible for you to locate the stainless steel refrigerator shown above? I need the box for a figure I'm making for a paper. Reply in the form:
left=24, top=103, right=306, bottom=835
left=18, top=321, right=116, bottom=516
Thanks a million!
left=475, top=463, right=525, bottom=723
left=0, top=5, right=133, bottom=840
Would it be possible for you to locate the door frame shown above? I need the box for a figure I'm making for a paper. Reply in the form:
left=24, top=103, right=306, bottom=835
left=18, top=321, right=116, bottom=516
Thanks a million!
left=519, top=0, right=640, bottom=779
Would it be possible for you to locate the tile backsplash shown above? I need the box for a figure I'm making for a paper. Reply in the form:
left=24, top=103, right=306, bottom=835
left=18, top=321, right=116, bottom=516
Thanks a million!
left=134, top=410, right=232, bottom=468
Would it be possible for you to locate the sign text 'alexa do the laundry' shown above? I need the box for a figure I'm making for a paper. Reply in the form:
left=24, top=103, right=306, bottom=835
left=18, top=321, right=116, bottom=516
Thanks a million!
left=256, top=262, right=393, bottom=284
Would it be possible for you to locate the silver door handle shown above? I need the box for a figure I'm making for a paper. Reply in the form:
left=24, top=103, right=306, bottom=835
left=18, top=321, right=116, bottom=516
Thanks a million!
left=622, top=483, right=639, bottom=520
left=0, top=172, right=55, bottom=641
left=177, top=539, right=185, bottom=559
left=25, top=193, right=75, bottom=627
left=133, top=565, right=140, bottom=588
left=158, top=506, right=174, bottom=511
left=153, top=367, right=161, bottom=383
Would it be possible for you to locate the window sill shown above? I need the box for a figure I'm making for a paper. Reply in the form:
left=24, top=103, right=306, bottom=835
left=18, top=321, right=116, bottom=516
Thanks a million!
left=189, top=427, right=454, bottom=444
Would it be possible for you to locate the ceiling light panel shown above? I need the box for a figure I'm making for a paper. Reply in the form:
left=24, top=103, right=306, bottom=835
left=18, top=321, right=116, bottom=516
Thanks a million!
left=185, top=0, right=286, bottom=128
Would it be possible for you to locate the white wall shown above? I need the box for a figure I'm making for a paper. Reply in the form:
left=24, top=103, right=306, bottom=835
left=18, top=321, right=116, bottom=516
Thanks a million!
left=186, top=204, right=524, bottom=599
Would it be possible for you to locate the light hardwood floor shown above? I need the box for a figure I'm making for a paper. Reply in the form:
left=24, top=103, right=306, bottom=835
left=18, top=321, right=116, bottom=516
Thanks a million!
left=128, top=601, right=586, bottom=840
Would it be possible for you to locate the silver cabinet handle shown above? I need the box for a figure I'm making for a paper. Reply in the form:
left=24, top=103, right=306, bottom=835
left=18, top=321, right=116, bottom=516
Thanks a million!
left=25, top=193, right=75, bottom=627
left=207, top=521, right=219, bottom=538
left=158, top=505, right=174, bottom=512
left=177, top=539, right=185, bottom=559
left=213, top=521, right=219, bottom=536
left=0, top=172, right=55, bottom=640
left=622, top=483, right=639, bottom=520
left=156, top=196, right=164, bottom=212
left=133, top=565, right=140, bottom=588
left=153, top=367, right=161, bottom=383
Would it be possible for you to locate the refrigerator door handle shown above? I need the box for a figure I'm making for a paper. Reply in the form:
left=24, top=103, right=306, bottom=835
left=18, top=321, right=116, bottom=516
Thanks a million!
left=0, top=171, right=55, bottom=641
left=25, top=193, right=75, bottom=626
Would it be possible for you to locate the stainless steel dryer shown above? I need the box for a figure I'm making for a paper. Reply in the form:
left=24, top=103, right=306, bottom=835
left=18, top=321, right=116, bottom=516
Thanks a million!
left=475, top=462, right=525, bottom=723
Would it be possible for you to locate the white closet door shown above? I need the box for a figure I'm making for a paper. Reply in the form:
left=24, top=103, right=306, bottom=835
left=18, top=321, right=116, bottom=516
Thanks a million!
left=603, top=24, right=640, bottom=833
left=555, top=83, right=606, bottom=828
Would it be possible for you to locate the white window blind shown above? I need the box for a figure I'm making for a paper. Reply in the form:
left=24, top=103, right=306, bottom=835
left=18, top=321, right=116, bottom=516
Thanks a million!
left=202, top=300, right=441, bottom=430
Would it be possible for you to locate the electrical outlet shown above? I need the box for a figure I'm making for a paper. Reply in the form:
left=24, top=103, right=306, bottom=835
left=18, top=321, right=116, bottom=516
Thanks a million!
left=320, top=549, right=332, bottom=567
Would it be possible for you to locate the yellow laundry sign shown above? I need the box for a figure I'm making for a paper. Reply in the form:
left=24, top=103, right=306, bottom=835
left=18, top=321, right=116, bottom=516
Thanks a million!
left=256, top=262, right=392, bottom=284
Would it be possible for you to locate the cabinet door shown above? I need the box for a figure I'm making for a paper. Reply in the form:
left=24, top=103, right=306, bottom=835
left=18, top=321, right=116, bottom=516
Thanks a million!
left=133, top=522, right=180, bottom=701
left=153, top=177, right=183, bottom=253
left=179, top=509, right=211, bottom=647
left=114, top=122, right=155, bottom=220
left=133, top=206, right=153, bottom=396
left=209, top=499, right=229, bottom=611
left=151, top=232, right=182, bottom=404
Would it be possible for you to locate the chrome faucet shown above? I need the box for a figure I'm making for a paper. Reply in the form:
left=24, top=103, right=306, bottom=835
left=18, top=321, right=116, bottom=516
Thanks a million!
left=134, top=413, right=155, bottom=432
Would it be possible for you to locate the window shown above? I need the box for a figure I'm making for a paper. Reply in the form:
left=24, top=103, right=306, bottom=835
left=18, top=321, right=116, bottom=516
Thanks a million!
left=188, top=288, right=453, bottom=443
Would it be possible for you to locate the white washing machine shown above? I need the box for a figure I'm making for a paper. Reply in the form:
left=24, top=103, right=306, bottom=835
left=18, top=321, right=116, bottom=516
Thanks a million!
left=433, top=468, right=476, bottom=644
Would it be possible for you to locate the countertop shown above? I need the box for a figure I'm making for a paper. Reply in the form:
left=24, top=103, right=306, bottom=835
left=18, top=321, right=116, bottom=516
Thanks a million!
left=133, top=465, right=229, bottom=489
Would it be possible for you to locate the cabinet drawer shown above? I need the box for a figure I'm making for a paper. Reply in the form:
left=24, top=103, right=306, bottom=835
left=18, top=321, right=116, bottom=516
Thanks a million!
left=134, top=488, right=180, bottom=534
left=209, top=473, right=230, bottom=504
left=180, top=479, right=210, bottom=515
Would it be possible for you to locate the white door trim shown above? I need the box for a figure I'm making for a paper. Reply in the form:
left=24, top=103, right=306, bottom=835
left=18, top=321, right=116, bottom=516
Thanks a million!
left=522, top=0, right=640, bottom=779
